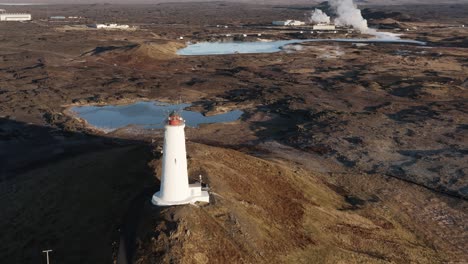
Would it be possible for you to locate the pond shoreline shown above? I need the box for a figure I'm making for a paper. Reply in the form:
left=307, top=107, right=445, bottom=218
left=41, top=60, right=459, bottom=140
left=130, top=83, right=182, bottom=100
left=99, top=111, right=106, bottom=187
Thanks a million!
left=66, top=101, right=244, bottom=133
left=177, top=38, right=427, bottom=56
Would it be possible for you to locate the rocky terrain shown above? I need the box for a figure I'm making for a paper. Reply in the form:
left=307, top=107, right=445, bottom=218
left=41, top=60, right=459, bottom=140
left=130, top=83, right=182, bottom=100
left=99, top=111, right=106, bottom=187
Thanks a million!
left=131, top=142, right=466, bottom=263
left=0, top=2, right=466, bottom=264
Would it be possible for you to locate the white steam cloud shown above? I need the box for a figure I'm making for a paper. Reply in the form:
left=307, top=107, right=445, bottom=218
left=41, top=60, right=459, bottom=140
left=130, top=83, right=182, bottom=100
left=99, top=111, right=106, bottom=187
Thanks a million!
left=309, top=8, right=330, bottom=24
left=329, top=0, right=369, bottom=33
left=328, top=0, right=401, bottom=39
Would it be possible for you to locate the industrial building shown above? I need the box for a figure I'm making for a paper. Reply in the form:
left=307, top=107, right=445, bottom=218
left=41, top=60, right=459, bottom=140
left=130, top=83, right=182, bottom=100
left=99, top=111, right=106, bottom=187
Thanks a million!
left=90, top=23, right=130, bottom=29
left=313, top=24, right=336, bottom=31
left=272, top=20, right=305, bottom=26
left=49, top=16, right=84, bottom=22
left=0, top=9, right=31, bottom=21
left=50, top=16, right=66, bottom=20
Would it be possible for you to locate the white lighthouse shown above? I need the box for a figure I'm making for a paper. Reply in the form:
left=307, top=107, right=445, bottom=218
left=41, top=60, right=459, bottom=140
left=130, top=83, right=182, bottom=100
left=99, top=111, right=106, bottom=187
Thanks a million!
left=151, top=111, right=210, bottom=206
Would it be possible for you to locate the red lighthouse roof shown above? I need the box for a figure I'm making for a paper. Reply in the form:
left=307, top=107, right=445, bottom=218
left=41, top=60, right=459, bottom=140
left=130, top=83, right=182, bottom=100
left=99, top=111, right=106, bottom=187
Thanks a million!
left=167, top=111, right=184, bottom=126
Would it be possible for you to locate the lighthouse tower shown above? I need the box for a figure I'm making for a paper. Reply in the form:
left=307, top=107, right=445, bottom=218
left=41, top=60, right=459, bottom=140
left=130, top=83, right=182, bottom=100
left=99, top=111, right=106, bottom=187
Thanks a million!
left=151, top=111, right=210, bottom=206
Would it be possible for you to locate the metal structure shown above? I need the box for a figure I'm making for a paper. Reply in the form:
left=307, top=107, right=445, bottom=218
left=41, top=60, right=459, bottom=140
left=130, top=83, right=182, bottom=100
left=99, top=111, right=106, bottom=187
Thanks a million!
left=151, top=112, right=209, bottom=206
left=42, top=250, right=53, bottom=264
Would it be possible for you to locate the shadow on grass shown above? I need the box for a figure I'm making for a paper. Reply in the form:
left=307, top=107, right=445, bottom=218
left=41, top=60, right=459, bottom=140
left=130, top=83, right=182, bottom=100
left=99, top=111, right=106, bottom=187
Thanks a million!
left=0, top=118, right=160, bottom=264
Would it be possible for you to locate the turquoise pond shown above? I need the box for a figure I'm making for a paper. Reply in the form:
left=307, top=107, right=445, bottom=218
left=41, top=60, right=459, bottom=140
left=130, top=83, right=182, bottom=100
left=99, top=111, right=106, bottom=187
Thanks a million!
left=177, top=38, right=426, bottom=56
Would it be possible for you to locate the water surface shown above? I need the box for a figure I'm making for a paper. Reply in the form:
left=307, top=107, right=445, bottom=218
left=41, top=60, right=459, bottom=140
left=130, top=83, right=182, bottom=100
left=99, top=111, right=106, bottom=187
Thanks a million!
left=178, top=38, right=426, bottom=56
left=72, top=101, right=243, bottom=131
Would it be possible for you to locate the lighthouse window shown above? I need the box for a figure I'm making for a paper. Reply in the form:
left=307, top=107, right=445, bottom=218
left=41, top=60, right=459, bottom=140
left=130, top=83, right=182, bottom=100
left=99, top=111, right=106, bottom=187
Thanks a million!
left=174, top=158, right=177, bottom=164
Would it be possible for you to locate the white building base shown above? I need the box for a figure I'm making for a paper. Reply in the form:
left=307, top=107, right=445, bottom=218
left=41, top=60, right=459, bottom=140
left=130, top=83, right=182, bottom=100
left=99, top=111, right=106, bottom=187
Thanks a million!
left=152, top=183, right=209, bottom=206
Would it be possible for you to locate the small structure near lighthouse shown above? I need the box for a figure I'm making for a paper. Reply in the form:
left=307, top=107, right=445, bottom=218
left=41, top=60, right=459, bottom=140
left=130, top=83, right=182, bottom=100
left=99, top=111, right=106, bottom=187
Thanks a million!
left=152, top=111, right=210, bottom=206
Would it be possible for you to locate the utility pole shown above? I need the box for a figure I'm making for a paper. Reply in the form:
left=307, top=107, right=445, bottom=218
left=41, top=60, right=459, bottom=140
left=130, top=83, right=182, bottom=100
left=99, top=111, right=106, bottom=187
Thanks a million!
left=42, top=249, right=52, bottom=264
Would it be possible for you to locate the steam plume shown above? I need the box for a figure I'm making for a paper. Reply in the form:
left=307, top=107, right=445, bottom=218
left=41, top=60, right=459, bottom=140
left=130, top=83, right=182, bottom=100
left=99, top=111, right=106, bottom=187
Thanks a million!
left=309, top=8, right=330, bottom=24
left=328, top=0, right=401, bottom=39
left=328, top=0, right=368, bottom=32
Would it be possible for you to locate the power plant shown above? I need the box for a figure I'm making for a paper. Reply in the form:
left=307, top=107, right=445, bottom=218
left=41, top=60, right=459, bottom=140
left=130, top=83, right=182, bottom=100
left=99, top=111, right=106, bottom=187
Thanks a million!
left=151, top=112, right=210, bottom=206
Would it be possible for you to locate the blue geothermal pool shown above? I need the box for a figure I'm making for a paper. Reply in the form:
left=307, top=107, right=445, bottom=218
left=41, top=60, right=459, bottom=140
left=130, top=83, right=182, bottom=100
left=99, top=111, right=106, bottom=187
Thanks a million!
left=177, top=38, right=426, bottom=56
left=71, top=101, right=243, bottom=131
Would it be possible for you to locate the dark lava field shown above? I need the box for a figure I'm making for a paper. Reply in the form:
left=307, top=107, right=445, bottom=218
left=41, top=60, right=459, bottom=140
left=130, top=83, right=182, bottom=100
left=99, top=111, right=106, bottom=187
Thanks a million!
left=0, top=2, right=466, bottom=264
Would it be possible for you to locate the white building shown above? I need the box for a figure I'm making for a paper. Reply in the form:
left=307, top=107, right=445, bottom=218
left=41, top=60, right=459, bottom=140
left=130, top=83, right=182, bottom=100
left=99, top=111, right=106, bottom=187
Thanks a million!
left=90, top=23, right=130, bottom=29
left=272, top=20, right=305, bottom=26
left=313, top=24, right=336, bottom=31
left=152, top=112, right=210, bottom=206
left=0, top=9, right=31, bottom=21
